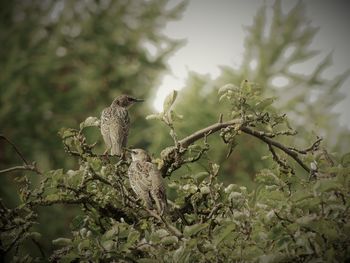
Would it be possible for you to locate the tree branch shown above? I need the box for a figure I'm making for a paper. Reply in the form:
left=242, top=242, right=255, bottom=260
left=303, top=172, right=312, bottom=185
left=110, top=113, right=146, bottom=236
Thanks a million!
left=161, top=118, right=312, bottom=175
left=0, top=164, right=41, bottom=175
left=178, top=118, right=242, bottom=148
left=240, top=127, right=310, bottom=173
left=0, top=135, right=29, bottom=165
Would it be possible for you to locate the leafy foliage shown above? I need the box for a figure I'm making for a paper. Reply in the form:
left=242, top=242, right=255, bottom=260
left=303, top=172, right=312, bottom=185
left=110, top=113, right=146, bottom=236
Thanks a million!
left=0, top=0, right=186, bottom=255
left=144, top=0, right=350, bottom=188
left=1, top=81, right=349, bottom=262
left=1, top=1, right=350, bottom=262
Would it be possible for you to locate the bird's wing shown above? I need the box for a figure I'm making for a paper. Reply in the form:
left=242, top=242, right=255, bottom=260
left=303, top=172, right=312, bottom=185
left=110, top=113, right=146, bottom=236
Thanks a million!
left=128, top=162, right=153, bottom=208
left=128, top=162, right=152, bottom=193
left=147, top=162, right=167, bottom=213
left=148, top=163, right=165, bottom=192
left=100, top=107, right=112, bottom=148
left=108, top=107, right=129, bottom=155
left=113, top=106, right=129, bottom=128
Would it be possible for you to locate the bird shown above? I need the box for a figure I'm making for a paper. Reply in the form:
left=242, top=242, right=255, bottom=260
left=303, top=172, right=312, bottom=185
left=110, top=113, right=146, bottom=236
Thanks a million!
left=100, top=95, right=143, bottom=156
left=128, top=149, right=167, bottom=214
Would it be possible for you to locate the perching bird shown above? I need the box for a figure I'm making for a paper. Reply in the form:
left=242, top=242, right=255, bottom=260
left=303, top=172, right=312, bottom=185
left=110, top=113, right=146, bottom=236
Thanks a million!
left=128, top=149, right=167, bottom=214
left=100, top=95, right=143, bottom=156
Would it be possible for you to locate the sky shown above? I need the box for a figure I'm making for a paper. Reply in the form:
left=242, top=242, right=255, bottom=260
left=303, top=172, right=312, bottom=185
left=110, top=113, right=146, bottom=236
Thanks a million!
left=153, top=0, right=350, bottom=128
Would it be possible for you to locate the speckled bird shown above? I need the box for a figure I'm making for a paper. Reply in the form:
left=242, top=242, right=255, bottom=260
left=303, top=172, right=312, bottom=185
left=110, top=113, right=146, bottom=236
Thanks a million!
left=128, top=149, right=167, bottom=214
left=100, top=95, right=143, bottom=156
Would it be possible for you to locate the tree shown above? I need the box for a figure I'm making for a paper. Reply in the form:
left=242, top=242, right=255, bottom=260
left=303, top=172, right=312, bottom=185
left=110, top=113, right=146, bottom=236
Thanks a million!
left=1, top=82, right=349, bottom=262
left=146, top=1, right=350, bottom=186
left=0, top=0, right=187, bottom=257
left=1, top=1, right=349, bottom=262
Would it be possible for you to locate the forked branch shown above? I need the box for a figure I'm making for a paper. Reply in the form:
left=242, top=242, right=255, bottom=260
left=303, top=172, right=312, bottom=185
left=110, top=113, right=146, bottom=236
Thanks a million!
left=162, top=118, right=317, bottom=175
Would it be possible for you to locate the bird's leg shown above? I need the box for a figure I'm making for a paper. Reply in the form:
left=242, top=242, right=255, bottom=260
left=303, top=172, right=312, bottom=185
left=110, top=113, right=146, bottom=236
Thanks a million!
left=121, top=148, right=129, bottom=161
left=115, top=148, right=130, bottom=166
left=120, top=151, right=126, bottom=161
left=103, top=147, right=110, bottom=156
left=153, top=194, right=163, bottom=215
left=102, top=148, right=112, bottom=163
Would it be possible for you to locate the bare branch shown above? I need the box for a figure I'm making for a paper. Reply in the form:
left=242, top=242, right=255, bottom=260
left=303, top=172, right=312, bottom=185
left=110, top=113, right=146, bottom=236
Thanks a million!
left=0, top=135, right=29, bottom=165
left=241, top=127, right=310, bottom=173
left=161, top=118, right=313, bottom=175
left=0, top=163, right=41, bottom=175
left=179, top=119, right=242, bottom=148
left=288, top=136, right=322, bottom=154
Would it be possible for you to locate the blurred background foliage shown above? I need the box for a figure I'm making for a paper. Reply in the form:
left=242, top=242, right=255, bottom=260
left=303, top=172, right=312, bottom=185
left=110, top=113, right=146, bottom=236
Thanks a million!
left=1, top=0, right=349, bottom=259
left=147, top=1, right=350, bottom=186
left=0, top=0, right=186, bottom=256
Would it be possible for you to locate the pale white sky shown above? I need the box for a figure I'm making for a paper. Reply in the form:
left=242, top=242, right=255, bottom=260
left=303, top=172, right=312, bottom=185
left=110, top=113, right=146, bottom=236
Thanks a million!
left=154, top=0, right=350, bottom=127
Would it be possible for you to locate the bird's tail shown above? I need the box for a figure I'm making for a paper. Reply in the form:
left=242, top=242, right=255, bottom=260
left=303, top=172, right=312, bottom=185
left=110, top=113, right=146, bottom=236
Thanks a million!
left=111, top=144, right=122, bottom=156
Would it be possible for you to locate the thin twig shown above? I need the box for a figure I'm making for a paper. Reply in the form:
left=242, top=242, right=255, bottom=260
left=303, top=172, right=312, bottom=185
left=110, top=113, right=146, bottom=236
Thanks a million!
left=0, top=163, right=42, bottom=175
left=241, top=127, right=310, bottom=173
left=31, top=238, right=46, bottom=259
left=0, top=135, right=29, bottom=165
left=288, top=137, right=322, bottom=154
left=0, top=165, right=33, bottom=174
left=267, top=144, right=293, bottom=173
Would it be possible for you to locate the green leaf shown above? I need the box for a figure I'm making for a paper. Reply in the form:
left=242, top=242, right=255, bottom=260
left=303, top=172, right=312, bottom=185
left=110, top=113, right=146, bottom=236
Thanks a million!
left=306, top=219, right=339, bottom=241
left=218, top=83, right=237, bottom=94
left=193, top=172, right=209, bottom=183
left=102, top=240, right=114, bottom=251
left=183, top=223, right=209, bottom=237
left=173, top=245, right=190, bottom=263
left=219, top=93, right=229, bottom=102
left=213, top=222, right=236, bottom=246
left=58, top=128, right=77, bottom=139
left=163, top=90, right=178, bottom=112
left=313, top=178, right=342, bottom=193
left=256, top=97, right=275, bottom=110
left=45, top=194, right=59, bottom=202
left=169, top=110, right=183, bottom=122
left=52, top=238, right=72, bottom=246
left=87, top=157, right=102, bottom=171
left=77, top=240, right=90, bottom=252
left=292, top=189, right=313, bottom=203
left=104, top=228, right=117, bottom=240
left=160, top=235, right=179, bottom=245
left=146, top=113, right=163, bottom=120
left=296, top=214, right=316, bottom=225
left=155, top=229, right=169, bottom=238
left=126, top=230, right=140, bottom=246
left=240, top=79, right=252, bottom=93
left=79, top=116, right=100, bottom=130
left=71, top=216, right=85, bottom=229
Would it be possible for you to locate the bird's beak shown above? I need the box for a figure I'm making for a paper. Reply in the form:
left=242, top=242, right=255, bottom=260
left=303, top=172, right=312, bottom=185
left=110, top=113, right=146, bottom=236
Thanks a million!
left=125, top=148, right=137, bottom=154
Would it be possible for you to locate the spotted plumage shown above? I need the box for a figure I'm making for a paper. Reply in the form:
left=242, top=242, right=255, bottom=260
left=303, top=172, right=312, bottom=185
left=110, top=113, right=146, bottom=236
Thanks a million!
left=128, top=149, right=167, bottom=214
left=100, top=95, right=143, bottom=156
